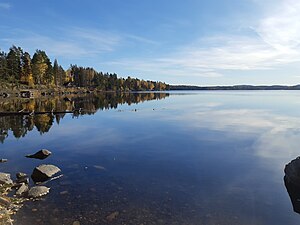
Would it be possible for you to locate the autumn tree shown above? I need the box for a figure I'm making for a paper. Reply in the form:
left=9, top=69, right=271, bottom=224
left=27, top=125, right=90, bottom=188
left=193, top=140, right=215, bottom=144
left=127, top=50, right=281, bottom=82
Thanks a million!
left=32, top=50, right=48, bottom=85
left=41, top=51, right=53, bottom=85
left=20, top=52, right=34, bottom=86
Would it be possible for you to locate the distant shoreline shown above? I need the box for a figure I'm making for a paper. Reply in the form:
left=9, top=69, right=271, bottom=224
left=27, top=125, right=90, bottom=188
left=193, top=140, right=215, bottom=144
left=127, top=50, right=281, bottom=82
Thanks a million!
left=169, top=85, right=300, bottom=91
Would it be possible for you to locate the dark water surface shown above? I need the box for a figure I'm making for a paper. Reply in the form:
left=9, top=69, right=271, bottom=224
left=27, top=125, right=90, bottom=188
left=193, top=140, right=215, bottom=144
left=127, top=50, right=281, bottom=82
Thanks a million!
left=1, top=91, right=300, bottom=225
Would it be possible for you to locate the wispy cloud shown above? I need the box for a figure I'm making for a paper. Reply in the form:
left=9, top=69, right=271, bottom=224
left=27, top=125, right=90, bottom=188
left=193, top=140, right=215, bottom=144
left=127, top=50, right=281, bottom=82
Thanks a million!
left=69, top=27, right=121, bottom=52
left=0, top=2, right=11, bottom=9
left=125, top=34, right=159, bottom=45
left=105, top=58, right=223, bottom=78
left=0, top=27, right=121, bottom=58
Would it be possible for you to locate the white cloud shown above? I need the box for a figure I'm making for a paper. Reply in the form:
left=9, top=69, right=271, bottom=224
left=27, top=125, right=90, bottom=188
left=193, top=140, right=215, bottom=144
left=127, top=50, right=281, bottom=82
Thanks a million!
left=106, top=0, right=300, bottom=81
left=0, top=3, right=11, bottom=9
left=256, top=0, right=300, bottom=50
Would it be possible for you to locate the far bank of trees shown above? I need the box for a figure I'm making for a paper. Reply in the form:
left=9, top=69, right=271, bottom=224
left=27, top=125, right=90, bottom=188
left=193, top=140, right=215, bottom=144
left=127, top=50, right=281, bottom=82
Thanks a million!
left=0, top=45, right=169, bottom=91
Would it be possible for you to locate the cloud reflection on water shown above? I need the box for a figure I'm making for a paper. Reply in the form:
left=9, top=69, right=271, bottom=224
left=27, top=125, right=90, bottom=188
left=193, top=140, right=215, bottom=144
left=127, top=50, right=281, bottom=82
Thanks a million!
left=153, top=96, right=300, bottom=165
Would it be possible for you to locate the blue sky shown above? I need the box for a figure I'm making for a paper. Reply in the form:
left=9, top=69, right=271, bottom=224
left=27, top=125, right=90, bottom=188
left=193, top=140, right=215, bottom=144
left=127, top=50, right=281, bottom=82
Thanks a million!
left=1, top=0, right=300, bottom=85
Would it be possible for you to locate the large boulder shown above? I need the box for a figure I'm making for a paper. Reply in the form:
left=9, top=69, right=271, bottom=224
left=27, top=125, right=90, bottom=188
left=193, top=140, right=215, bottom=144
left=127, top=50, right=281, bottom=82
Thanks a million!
left=0, top=173, right=13, bottom=185
left=26, top=149, right=52, bottom=160
left=285, top=157, right=300, bottom=185
left=31, top=164, right=61, bottom=183
left=28, top=186, right=50, bottom=198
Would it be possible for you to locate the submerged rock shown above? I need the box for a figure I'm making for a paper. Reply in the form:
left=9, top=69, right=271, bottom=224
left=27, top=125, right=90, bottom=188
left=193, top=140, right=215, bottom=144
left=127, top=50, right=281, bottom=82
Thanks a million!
left=31, top=164, right=61, bottom=183
left=0, top=173, right=13, bottom=185
left=26, top=149, right=52, bottom=160
left=28, top=186, right=50, bottom=198
left=284, top=157, right=300, bottom=185
left=93, top=165, right=106, bottom=171
left=106, top=211, right=119, bottom=222
left=0, top=159, right=8, bottom=163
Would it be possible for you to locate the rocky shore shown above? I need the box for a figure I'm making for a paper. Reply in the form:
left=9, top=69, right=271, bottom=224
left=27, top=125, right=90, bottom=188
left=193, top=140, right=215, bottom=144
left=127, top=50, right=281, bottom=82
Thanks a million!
left=0, top=149, right=61, bottom=224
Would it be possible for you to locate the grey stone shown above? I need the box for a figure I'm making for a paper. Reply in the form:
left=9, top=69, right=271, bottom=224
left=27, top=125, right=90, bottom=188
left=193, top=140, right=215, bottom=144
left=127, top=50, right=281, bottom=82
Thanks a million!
left=28, top=186, right=50, bottom=198
left=26, top=149, right=52, bottom=160
left=16, top=183, right=29, bottom=196
left=31, top=164, right=61, bottom=183
left=0, top=173, right=13, bottom=185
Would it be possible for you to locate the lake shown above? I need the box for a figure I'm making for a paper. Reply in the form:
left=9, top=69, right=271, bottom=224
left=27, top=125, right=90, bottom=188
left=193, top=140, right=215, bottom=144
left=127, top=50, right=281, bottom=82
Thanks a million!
left=1, top=91, right=300, bottom=225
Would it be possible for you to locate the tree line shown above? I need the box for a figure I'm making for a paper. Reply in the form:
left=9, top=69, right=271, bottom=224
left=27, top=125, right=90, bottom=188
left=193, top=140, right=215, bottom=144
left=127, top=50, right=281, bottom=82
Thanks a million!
left=0, top=45, right=169, bottom=91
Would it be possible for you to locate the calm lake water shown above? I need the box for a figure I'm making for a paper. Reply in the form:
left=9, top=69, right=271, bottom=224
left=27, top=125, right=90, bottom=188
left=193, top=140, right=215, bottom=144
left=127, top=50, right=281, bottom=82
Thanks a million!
left=1, top=91, right=300, bottom=225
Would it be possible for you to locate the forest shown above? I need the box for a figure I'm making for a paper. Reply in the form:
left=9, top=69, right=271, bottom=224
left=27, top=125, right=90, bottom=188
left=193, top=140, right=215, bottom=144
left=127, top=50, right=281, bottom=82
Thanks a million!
left=0, top=45, right=169, bottom=91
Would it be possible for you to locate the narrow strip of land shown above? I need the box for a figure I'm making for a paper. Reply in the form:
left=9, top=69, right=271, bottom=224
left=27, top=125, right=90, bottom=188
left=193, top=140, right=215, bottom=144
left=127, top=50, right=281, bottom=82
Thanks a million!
left=169, top=85, right=300, bottom=90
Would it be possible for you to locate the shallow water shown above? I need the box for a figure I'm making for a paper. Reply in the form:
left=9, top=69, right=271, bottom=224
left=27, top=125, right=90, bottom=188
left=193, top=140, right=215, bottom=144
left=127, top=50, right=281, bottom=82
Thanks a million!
left=1, top=91, right=300, bottom=225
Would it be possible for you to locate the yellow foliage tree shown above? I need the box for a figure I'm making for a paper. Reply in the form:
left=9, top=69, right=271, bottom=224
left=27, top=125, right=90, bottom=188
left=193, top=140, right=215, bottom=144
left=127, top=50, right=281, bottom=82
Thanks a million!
left=20, top=52, right=34, bottom=86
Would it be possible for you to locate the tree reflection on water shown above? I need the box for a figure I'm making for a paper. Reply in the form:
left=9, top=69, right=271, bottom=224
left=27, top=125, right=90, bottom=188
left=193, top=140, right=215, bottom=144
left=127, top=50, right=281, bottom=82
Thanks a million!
left=0, top=92, right=169, bottom=142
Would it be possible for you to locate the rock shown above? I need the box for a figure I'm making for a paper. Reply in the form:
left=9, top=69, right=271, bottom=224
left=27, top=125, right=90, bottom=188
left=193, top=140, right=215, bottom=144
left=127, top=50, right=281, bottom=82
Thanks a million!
left=285, top=157, right=300, bottom=185
left=31, top=164, right=61, bottom=183
left=26, top=149, right=52, bottom=160
left=284, top=157, right=300, bottom=214
left=106, top=211, right=119, bottom=222
left=60, top=191, right=68, bottom=195
left=284, top=175, right=300, bottom=214
left=28, top=186, right=50, bottom=198
left=0, top=173, right=13, bottom=185
left=72, top=221, right=80, bottom=225
left=16, top=172, right=29, bottom=184
left=16, top=172, right=28, bottom=180
left=17, top=177, right=29, bottom=184
left=16, top=183, right=29, bottom=196
left=93, top=165, right=106, bottom=171
left=0, top=159, right=8, bottom=163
